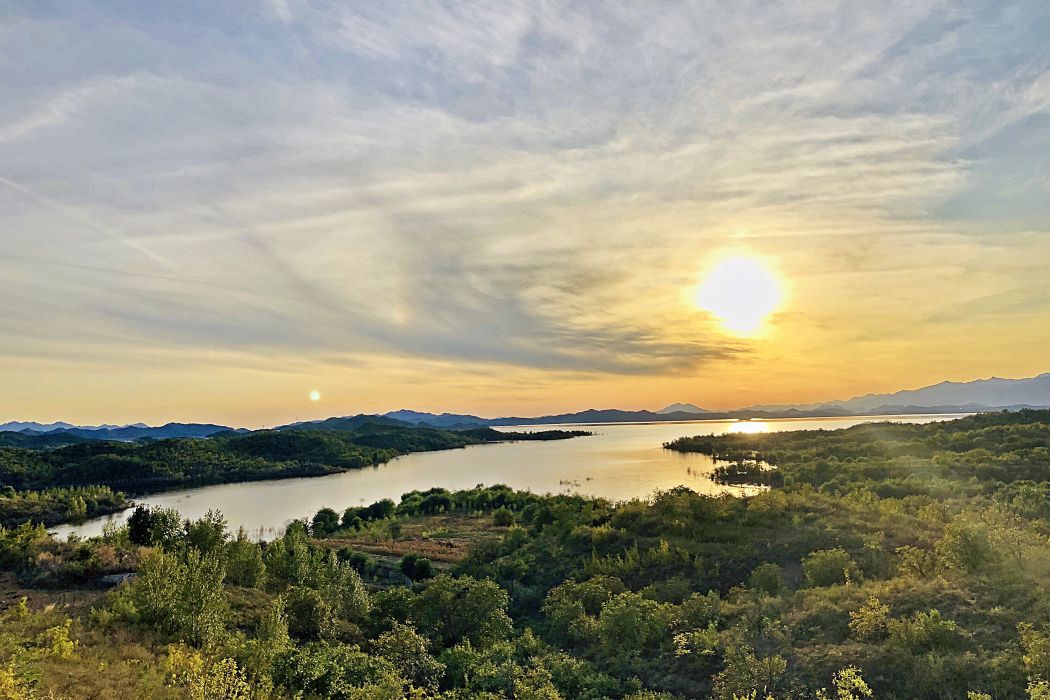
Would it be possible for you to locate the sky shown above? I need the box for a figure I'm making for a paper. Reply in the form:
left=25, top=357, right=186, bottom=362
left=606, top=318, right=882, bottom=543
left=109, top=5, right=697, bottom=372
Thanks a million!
left=2, top=1, right=1049, bottom=427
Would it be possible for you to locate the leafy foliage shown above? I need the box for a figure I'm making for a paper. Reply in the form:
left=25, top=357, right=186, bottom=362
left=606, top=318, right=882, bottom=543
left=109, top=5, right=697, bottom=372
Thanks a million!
left=6, top=412, right=1050, bottom=697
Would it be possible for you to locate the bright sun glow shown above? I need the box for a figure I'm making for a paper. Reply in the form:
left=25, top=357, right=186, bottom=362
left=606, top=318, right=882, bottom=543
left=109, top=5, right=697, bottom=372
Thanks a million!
left=694, top=255, right=783, bottom=335
left=309, top=390, right=321, bottom=401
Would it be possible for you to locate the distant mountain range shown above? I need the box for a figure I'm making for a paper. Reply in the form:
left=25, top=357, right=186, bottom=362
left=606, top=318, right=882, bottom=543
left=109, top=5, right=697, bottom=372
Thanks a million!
left=383, top=410, right=491, bottom=429
left=0, top=421, right=149, bottom=433
left=373, top=372, right=1050, bottom=427
left=4, top=372, right=1048, bottom=439
left=0, top=422, right=237, bottom=441
left=275, top=414, right=407, bottom=432
left=740, top=372, right=1050, bottom=415
left=656, top=403, right=709, bottom=415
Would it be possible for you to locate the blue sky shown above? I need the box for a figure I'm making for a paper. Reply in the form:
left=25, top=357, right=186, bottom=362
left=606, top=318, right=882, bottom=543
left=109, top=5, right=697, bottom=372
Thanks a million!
left=1, top=1, right=1049, bottom=425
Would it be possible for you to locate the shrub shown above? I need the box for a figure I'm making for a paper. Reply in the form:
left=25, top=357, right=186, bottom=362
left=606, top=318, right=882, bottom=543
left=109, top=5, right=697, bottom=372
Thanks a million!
left=816, top=666, right=873, bottom=700
left=400, top=554, right=435, bottom=581
left=311, top=508, right=340, bottom=537
left=373, top=622, right=445, bottom=690
left=338, top=548, right=377, bottom=577
left=895, top=545, right=936, bottom=578
left=748, top=563, right=785, bottom=595
left=166, top=645, right=251, bottom=700
left=272, top=642, right=404, bottom=699
left=284, top=586, right=337, bottom=641
left=597, top=591, right=673, bottom=657
left=712, top=644, right=787, bottom=700
left=848, top=597, right=890, bottom=641
left=936, top=512, right=999, bottom=573
left=493, top=507, right=515, bottom=526
left=803, top=548, right=859, bottom=587
left=677, top=590, right=722, bottom=629
left=888, top=609, right=961, bottom=654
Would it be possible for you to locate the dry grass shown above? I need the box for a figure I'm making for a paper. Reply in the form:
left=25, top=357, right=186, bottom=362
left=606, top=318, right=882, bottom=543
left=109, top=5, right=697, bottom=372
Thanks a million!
left=0, top=572, right=105, bottom=620
left=321, top=513, right=507, bottom=564
left=0, top=582, right=177, bottom=700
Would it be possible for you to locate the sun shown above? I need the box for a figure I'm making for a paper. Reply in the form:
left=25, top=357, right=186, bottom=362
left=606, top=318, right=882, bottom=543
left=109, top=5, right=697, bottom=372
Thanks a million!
left=694, top=255, right=783, bottom=335
left=309, top=390, right=321, bottom=402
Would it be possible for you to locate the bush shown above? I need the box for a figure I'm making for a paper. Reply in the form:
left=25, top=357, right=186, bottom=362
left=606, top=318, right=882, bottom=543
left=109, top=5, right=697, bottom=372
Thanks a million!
left=848, top=596, right=890, bottom=641
left=400, top=554, right=435, bottom=581
left=311, top=508, right=340, bottom=537
left=748, top=563, right=785, bottom=595
left=895, top=545, right=936, bottom=579
left=803, top=548, right=859, bottom=587
left=272, top=642, right=405, bottom=699
left=493, top=507, right=515, bottom=526
left=284, top=586, right=337, bottom=641
left=888, top=609, right=961, bottom=654
left=597, top=591, right=673, bottom=657
left=338, top=548, right=377, bottom=577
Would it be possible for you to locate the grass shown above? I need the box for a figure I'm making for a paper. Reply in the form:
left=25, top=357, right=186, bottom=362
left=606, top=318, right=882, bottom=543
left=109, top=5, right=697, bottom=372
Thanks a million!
left=322, top=513, right=508, bottom=564
left=0, top=579, right=177, bottom=699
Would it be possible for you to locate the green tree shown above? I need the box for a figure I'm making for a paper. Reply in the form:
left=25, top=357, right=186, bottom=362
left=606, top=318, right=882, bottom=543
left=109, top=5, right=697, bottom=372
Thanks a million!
left=185, top=510, right=228, bottom=554
left=225, top=528, right=266, bottom=587
left=410, top=574, right=513, bottom=649
left=312, top=507, right=340, bottom=537
left=131, top=549, right=228, bottom=647
left=374, top=622, right=445, bottom=691
left=127, top=505, right=183, bottom=548
left=597, top=591, right=672, bottom=658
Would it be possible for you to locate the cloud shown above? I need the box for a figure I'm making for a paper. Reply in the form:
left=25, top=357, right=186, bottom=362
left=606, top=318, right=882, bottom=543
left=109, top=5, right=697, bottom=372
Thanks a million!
left=0, top=0, right=1048, bottom=390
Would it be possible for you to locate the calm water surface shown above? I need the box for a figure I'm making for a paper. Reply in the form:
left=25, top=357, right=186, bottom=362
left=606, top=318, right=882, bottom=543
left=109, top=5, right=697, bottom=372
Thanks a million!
left=54, top=414, right=965, bottom=539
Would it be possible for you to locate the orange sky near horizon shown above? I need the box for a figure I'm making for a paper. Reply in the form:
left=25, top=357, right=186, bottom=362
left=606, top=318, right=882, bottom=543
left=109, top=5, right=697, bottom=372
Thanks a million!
left=2, top=3, right=1049, bottom=428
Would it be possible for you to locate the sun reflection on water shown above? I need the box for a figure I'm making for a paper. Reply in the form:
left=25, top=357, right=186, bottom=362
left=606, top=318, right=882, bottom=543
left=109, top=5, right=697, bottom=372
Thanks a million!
left=729, top=420, right=769, bottom=434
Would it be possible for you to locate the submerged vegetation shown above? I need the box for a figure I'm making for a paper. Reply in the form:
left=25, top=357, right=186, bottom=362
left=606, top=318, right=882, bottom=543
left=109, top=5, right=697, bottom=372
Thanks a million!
left=2, top=411, right=1050, bottom=697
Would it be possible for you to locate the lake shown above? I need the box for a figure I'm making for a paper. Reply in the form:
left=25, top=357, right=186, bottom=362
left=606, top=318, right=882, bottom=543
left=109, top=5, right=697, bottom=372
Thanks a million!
left=53, top=414, right=966, bottom=539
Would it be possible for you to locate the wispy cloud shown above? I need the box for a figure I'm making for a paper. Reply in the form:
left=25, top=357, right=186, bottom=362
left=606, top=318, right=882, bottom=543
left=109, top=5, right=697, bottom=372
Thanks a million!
left=1, top=1, right=1048, bottom=421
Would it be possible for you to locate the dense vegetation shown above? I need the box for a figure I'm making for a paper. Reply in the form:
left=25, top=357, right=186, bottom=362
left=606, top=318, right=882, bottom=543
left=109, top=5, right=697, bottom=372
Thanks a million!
left=4, top=411, right=1050, bottom=697
left=0, top=425, right=587, bottom=523
left=0, top=485, right=127, bottom=528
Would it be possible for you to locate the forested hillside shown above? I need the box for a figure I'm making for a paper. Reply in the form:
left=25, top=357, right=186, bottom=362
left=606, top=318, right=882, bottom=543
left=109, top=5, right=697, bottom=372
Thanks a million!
left=0, top=425, right=586, bottom=526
